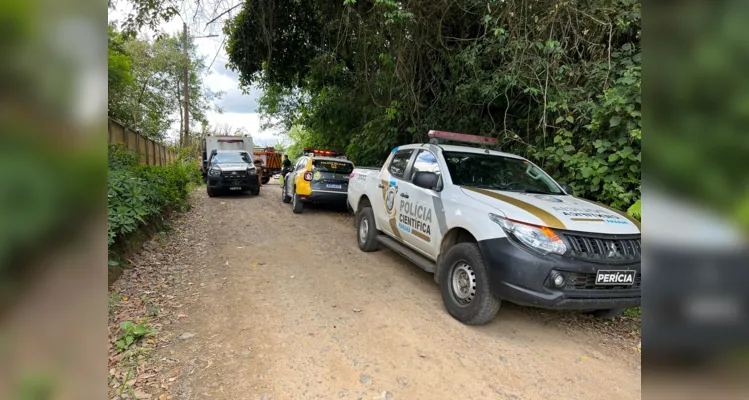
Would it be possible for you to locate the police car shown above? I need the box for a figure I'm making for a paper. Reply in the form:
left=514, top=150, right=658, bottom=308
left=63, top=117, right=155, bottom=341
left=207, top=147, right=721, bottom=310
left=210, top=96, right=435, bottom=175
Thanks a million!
left=281, top=148, right=354, bottom=213
left=347, top=131, right=641, bottom=325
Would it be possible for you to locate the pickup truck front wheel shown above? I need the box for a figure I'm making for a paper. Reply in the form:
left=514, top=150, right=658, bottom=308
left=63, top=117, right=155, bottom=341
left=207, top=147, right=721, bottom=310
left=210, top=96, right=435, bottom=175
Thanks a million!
left=356, top=206, right=380, bottom=252
left=439, top=243, right=500, bottom=325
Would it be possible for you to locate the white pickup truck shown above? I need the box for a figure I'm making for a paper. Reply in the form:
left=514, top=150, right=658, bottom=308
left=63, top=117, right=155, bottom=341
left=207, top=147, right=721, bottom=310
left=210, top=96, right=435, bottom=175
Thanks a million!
left=348, top=130, right=641, bottom=325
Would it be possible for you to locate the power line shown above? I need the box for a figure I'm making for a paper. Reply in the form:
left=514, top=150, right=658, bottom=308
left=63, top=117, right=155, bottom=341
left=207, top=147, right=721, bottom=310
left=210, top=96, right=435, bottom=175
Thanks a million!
left=208, top=36, right=227, bottom=70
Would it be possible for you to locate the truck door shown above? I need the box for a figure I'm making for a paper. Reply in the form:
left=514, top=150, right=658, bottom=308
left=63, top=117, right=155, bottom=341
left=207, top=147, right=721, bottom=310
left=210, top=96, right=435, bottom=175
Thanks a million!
left=398, top=149, right=443, bottom=258
left=376, top=149, right=415, bottom=241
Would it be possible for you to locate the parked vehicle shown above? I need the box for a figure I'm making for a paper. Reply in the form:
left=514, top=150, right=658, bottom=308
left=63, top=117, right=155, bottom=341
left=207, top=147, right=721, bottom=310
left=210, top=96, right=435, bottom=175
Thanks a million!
left=200, top=135, right=254, bottom=180
left=282, top=148, right=354, bottom=214
left=348, top=130, right=641, bottom=325
left=205, top=150, right=260, bottom=196
left=253, top=147, right=283, bottom=184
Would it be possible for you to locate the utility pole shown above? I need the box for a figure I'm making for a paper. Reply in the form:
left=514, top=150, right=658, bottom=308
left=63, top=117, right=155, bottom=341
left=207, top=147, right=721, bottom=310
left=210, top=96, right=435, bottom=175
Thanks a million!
left=183, top=22, right=190, bottom=148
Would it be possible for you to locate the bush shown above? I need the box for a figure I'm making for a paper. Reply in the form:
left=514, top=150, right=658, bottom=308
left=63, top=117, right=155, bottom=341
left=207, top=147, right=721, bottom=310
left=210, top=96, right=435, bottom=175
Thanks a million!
left=107, top=144, right=201, bottom=247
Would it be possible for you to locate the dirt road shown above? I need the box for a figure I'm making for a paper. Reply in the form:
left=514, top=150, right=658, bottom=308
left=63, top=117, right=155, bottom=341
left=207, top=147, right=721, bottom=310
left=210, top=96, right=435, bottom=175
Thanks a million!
left=119, top=182, right=641, bottom=400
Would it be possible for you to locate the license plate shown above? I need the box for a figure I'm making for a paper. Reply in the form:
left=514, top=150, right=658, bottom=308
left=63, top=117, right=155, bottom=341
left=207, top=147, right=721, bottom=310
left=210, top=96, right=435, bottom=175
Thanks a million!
left=229, top=187, right=242, bottom=191
left=326, top=183, right=342, bottom=189
left=595, top=270, right=636, bottom=285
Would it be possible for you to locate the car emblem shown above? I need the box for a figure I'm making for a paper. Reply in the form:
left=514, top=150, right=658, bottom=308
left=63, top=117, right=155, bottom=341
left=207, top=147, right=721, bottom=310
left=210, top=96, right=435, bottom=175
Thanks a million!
left=232, top=171, right=237, bottom=175
left=385, top=185, right=398, bottom=217
left=606, top=242, right=621, bottom=258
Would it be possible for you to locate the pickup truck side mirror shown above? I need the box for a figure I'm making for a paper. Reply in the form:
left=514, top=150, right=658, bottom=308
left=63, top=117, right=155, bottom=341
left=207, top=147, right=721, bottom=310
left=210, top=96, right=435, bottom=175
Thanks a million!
left=413, top=171, right=440, bottom=191
left=559, top=182, right=573, bottom=195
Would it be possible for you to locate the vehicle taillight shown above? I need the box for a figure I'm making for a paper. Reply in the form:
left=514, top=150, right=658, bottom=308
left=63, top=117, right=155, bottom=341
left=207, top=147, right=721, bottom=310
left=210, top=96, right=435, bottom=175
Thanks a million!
left=304, top=171, right=313, bottom=181
left=349, top=172, right=355, bottom=179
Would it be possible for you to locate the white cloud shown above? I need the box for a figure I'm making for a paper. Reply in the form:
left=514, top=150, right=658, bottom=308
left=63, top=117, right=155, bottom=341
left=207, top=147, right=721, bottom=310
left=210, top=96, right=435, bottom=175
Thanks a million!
left=204, top=69, right=238, bottom=92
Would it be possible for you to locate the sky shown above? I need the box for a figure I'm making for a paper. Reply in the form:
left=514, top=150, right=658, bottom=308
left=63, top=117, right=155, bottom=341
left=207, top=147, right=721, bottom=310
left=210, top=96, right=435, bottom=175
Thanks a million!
left=108, top=0, right=285, bottom=147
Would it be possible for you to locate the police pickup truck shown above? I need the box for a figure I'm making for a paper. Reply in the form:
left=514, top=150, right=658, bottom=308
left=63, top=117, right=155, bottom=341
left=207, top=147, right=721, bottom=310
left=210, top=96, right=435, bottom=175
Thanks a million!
left=347, top=130, right=641, bottom=325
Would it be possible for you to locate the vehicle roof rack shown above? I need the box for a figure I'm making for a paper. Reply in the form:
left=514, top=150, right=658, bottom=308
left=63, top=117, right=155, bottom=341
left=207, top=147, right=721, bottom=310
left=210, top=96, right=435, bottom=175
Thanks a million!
left=426, top=130, right=500, bottom=152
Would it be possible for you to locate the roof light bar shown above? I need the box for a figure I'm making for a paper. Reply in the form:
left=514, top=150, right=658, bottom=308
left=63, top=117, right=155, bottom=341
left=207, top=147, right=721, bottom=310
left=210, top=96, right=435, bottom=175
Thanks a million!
left=303, top=148, right=341, bottom=156
left=427, top=130, right=498, bottom=145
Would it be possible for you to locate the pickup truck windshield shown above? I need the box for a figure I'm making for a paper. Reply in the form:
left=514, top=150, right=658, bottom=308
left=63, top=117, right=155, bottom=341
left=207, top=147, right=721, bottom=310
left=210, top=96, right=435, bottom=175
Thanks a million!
left=443, top=152, right=563, bottom=195
left=313, top=159, right=354, bottom=174
left=213, top=152, right=252, bottom=164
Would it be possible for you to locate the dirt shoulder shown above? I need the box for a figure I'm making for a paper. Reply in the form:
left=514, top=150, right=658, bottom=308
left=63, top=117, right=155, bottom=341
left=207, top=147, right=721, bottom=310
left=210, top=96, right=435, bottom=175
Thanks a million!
left=108, top=182, right=641, bottom=400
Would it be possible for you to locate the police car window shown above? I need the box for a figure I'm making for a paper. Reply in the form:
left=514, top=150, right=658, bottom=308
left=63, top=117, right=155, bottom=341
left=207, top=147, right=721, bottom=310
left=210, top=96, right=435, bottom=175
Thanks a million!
left=443, top=151, right=563, bottom=195
left=410, top=150, right=441, bottom=180
left=388, top=150, right=414, bottom=179
left=313, top=159, right=353, bottom=174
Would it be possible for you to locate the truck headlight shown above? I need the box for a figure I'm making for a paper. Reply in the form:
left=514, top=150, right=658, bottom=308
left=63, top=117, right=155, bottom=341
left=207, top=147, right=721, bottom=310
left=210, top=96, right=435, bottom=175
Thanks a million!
left=247, top=167, right=257, bottom=176
left=489, top=213, right=567, bottom=255
left=208, top=166, right=222, bottom=176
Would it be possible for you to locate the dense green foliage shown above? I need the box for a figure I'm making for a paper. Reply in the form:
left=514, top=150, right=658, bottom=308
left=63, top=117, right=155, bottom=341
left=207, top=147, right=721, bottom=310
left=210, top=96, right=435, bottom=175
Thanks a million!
left=107, top=24, right=221, bottom=142
left=225, top=0, right=641, bottom=210
left=108, top=144, right=201, bottom=247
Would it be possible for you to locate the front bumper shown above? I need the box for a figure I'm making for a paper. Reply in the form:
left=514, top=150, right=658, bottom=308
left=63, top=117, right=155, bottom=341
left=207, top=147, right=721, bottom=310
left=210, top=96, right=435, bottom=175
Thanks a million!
left=207, top=173, right=259, bottom=191
left=478, top=238, right=641, bottom=310
left=299, top=190, right=348, bottom=204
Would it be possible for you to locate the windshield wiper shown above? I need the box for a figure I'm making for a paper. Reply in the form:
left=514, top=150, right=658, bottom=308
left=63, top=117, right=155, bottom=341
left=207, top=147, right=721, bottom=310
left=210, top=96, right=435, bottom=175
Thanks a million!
left=504, top=189, right=561, bottom=195
left=471, top=184, right=502, bottom=190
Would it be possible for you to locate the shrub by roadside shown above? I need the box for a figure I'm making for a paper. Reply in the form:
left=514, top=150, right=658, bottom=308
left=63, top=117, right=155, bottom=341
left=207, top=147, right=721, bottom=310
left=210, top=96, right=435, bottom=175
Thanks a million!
left=108, top=144, right=201, bottom=250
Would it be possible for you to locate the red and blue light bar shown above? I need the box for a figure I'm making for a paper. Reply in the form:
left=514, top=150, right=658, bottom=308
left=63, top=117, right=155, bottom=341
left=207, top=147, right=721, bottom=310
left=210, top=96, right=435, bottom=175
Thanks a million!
left=427, top=130, right=498, bottom=145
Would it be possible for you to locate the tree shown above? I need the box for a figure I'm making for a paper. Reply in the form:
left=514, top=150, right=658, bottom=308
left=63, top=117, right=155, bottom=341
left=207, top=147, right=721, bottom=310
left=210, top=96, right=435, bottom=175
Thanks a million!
left=225, top=0, right=641, bottom=210
left=108, top=25, right=134, bottom=119
left=107, top=25, right=222, bottom=142
left=283, top=125, right=313, bottom=161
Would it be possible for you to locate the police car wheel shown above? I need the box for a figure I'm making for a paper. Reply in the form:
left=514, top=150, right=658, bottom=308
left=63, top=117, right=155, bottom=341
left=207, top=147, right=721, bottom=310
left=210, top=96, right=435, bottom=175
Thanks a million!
left=207, top=186, right=216, bottom=197
left=439, top=243, right=500, bottom=325
left=282, top=183, right=291, bottom=203
left=292, top=191, right=304, bottom=214
left=587, top=308, right=625, bottom=319
left=356, top=206, right=380, bottom=252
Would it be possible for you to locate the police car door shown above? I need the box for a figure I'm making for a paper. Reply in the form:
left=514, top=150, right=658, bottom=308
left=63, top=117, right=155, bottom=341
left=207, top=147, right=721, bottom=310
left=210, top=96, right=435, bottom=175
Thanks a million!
left=378, top=149, right=415, bottom=240
left=287, top=157, right=306, bottom=194
left=398, top=149, right=442, bottom=258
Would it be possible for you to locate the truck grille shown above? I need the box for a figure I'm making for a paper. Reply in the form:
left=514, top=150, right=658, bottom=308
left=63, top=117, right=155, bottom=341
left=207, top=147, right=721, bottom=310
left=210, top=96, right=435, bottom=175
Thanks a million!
left=561, top=233, right=641, bottom=263
left=222, top=171, right=247, bottom=178
left=566, top=271, right=641, bottom=290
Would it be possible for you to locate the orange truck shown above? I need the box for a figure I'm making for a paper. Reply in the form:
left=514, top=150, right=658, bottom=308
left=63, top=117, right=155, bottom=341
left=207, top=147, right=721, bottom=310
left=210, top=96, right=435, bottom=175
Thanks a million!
left=253, top=147, right=283, bottom=184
